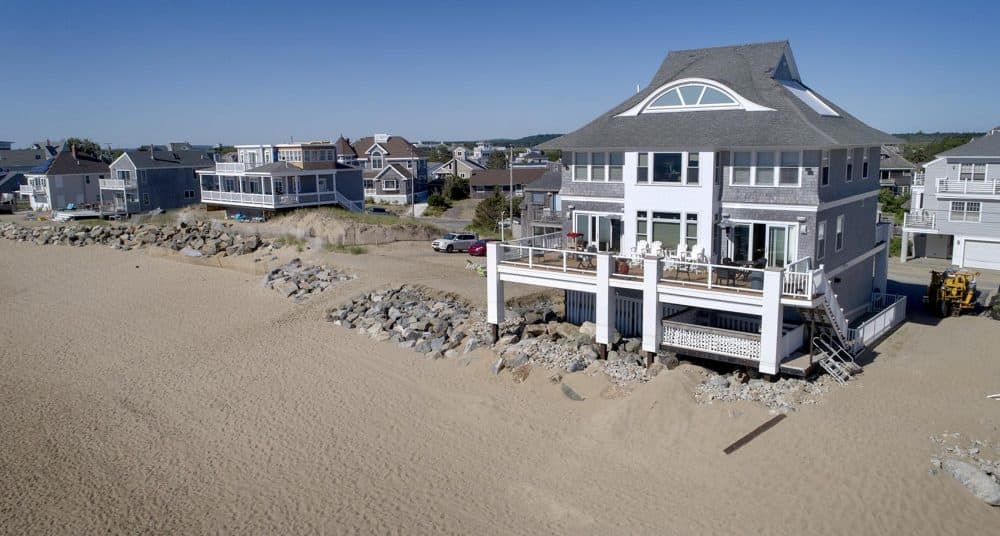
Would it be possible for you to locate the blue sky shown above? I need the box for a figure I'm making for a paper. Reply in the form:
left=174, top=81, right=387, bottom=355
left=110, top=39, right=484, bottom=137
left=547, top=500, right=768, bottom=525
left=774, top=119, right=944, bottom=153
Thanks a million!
left=3, top=0, right=998, bottom=147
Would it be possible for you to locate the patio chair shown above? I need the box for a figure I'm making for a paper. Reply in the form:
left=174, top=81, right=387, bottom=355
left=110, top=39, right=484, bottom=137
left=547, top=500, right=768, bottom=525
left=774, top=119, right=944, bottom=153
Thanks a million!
left=669, top=243, right=688, bottom=261
left=649, top=241, right=664, bottom=258
left=716, top=257, right=739, bottom=286
left=690, top=245, right=707, bottom=263
left=629, top=240, right=648, bottom=265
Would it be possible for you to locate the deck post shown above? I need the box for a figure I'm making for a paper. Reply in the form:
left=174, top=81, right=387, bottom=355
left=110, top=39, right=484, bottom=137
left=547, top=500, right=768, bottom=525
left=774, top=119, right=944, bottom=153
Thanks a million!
left=595, top=253, right=614, bottom=358
left=899, top=230, right=909, bottom=263
left=641, top=255, right=663, bottom=356
left=486, top=242, right=504, bottom=337
left=759, top=268, right=784, bottom=375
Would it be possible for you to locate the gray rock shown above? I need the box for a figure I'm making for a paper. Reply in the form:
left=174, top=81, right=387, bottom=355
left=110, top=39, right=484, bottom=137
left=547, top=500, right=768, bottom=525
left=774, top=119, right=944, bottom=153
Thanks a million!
left=578, top=321, right=597, bottom=338
left=511, top=363, right=531, bottom=383
left=943, top=458, right=1000, bottom=505
left=463, top=337, right=481, bottom=354
left=566, top=359, right=587, bottom=373
left=180, top=246, right=202, bottom=257
left=560, top=383, right=584, bottom=401
left=491, top=358, right=505, bottom=375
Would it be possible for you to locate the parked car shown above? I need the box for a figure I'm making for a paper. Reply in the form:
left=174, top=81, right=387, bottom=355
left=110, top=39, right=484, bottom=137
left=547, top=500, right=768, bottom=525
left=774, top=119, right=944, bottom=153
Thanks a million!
left=432, top=232, right=479, bottom=253
left=467, top=239, right=496, bottom=257
left=366, top=206, right=390, bottom=215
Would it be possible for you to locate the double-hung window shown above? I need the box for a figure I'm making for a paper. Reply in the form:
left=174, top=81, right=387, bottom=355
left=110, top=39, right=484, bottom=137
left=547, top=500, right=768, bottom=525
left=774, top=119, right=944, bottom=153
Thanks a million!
left=573, top=152, right=589, bottom=180
left=609, top=152, right=624, bottom=181
left=685, top=214, right=698, bottom=248
left=636, top=211, right=648, bottom=243
left=731, top=152, right=751, bottom=185
left=637, top=153, right=649, bottom=182
left=779, top=151, right=800, bottom=185
left=652, top=153, right=683, bottom=183
left=755, top=151, right=775, bottom=185
left=687, top=153, right=699, bottom=184
left=950, top=201, right=981, bottom=222
left=862, top=150, right=869, bottom=179
left=960, top=163, right=987, bottom=181
left=816, top=221, right=826, bottom=260
left=591, top=152, right=606, bottom=181
left=821, top=150, right=830, bottom=186
left=835, top=215, right=844, bottom=251
left=845, top=150, right=854, bottom=182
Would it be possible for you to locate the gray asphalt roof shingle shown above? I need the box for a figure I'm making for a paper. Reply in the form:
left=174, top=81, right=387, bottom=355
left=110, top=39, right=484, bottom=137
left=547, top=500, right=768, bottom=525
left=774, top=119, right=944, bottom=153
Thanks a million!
left=539, top=41, right=899, bottom=151
left=523, top=168, right=562, bottom=191
left=938, top=131, right=1000, bottom=157
left=33, top=151, right=108, bottom=176
left=123, top=150, right=215, bottom=169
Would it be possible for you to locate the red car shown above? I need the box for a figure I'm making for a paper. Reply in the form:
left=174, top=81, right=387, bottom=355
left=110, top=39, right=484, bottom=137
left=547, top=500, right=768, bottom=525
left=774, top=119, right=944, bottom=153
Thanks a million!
left=467, top=239, right=495, bottom=257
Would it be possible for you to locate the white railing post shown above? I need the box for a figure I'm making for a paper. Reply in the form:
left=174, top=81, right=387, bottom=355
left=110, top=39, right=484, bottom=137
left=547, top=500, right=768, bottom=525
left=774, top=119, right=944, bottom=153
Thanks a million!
left=562, top=251, right=567, bottom=272
left=707, top=264, right=713, bottom=289
left=486, top=242, right=504, bottom=333
left=758, top=268, right=784, bottom=375
left=595, top=254, right=614, bottom=356
left=641, top=255, right=663, bottom=356
left=528, top=246, right=533, bottom=268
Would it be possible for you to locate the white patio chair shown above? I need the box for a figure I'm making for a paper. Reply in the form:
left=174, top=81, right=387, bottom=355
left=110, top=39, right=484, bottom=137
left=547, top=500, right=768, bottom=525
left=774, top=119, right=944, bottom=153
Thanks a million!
left=629, top=240, right=648, bottom=265
left=649, top=241, right=664, bottom=258
left=690, top=245, right=707, bottom=263
left=669, top=242, right=688, bottom=261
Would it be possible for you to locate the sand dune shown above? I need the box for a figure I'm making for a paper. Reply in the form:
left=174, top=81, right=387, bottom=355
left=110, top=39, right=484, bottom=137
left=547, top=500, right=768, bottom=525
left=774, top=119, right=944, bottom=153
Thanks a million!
left=1, top=240, right=996, bottom=534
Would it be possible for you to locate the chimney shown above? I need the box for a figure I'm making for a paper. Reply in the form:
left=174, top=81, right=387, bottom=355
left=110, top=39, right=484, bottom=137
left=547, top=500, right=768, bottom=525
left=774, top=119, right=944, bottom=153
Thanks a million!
left=71, top=144, right=77, bottom=160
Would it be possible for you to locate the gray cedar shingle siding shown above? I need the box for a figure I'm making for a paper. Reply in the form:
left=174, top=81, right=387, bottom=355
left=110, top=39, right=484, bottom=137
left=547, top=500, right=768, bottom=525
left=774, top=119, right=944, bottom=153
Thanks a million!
left=540, top=41, right=899, bottom=151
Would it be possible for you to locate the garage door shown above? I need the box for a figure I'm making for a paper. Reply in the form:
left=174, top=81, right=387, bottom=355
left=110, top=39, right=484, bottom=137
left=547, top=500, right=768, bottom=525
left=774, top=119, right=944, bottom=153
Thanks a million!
left=963, top=240, right=1000, bottom=270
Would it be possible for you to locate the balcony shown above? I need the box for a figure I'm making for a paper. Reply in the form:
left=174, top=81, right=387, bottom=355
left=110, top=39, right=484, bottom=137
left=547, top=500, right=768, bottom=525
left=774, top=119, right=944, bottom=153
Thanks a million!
left=526, top=206, right=564, bottom=223
left=99, top=178, right=137, bottom=189
left=912, top=172, right=925, bottom=186
left=19, top=184, right=43, bottom=196
left=902, top=211, right=937, bottom=231
left=935, top=178, right=1000, bottom=198
left=213, top=162, right=259, bottom=173
left=201, top=189, right=363, bottom=212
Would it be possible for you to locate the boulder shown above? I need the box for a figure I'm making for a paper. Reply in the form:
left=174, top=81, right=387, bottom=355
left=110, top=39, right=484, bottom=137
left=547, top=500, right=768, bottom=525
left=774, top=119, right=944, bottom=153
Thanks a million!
left=511, top=363, right=532, bottom=383
left=578, top=321, right=597, bottom=338
left=943, top=459, right=1000, bottom=506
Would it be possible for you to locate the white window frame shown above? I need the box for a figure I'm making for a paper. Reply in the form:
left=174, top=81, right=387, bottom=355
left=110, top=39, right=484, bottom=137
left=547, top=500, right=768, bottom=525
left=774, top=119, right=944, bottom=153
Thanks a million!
left=845, top=148, right=854, bottom=183
left=382, top=179, right=399, bottom=191
left=572, top=152, right=589, bottom=181
left=862, top=149, right=870, bottom=180
left=820, top=150, right=830, bottom=187
left=949, top=201, right=981, bottom=222
left=728, top=150, right=802, bottom=187
left=835, top=215, right=844, bottom=251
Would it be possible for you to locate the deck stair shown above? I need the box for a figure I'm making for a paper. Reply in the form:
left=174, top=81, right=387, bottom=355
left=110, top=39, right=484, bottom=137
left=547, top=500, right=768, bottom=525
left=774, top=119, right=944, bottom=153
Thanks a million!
left=812, top=334, right=860, bottom=384
left=799, top=279, right=863, bottom=382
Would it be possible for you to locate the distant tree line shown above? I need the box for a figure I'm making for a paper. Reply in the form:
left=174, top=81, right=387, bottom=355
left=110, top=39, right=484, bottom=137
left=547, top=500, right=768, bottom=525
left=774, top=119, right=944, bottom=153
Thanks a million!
left=893, top=132, right=983, bottom=164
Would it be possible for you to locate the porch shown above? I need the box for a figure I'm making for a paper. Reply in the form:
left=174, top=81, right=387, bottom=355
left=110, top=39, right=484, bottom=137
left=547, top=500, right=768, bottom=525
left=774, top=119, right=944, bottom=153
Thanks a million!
left=661, top=308, right=806, bottom=371
left=199, top=172, right=362, bottom=212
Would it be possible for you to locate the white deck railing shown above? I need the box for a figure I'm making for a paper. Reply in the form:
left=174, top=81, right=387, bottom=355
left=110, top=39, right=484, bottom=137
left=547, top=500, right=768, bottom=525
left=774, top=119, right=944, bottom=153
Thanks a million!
left=98, top=178, right=136, bottom=189
left=903, top=211, right=936, bottom=230
left=213, top=162, right=254, bottom=173
left=662, top=320, right=762, bottom=361
left=498, top=243, right=598, bottom=274
left=504, top=231, right=564, bottom=248
left=936, top=178, right=1000, bottom=197
left=848, top=293, right=907, bottom=346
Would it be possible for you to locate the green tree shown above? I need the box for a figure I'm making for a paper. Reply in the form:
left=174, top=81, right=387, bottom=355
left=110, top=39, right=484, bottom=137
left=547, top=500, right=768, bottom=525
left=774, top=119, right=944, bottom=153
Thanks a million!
left=429, top=144, right=452, bottom=163
left=471, top=190, right=522, bottom=232
left=486, top=150, right=508, bottom=170
left=214, top=143, right=236, bottom=155
left=65, top=137, right=103, bottom=157
left=427, top=193, right=450, bottom=209
left=545, top=149, right=562, bottom=162
left=442, top=175, right=469, bottom=200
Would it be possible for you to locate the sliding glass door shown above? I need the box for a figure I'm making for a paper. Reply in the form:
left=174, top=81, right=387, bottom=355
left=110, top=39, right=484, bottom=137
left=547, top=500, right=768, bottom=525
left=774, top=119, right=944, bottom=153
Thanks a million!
left=728, top=222, right=794, bottom=267
left=574, top=213, right=623, bottom=252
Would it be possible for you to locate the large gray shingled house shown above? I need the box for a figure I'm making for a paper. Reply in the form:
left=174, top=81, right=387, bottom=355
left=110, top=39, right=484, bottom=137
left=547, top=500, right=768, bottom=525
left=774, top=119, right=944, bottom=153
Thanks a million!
left=485, top=41, right=904, bottom=380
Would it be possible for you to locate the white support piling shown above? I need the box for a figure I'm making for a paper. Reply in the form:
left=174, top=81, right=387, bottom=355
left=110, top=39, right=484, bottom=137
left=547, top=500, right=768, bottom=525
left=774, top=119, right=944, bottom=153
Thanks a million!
left=758, top=268, right=784, bottom=375
left=595, top=253, right=613, bottom=348
left=899, top=230, right=909, bottom=263
left=486, top=242, right=504, bottom=327
left=641, top=255, right=663, bottom=355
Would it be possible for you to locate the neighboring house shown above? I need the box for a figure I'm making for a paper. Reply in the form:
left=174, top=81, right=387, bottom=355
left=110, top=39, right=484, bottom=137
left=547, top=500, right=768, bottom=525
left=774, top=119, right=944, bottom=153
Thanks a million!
left=432, top=156, right=485, bottom=180
left=0, top=142, right=58, bottom=195
left=102, top=149, right=215, bottom=215
left=197, top=141, right=364, bottom=217
left=879, top=145, right=918, bottom=195
left=451, top=145, right=471, bottom=160
left=473, top=141, right=507, bottom=161
left=516, top=148, right=550, bottom=165
left=336, top=134, right=427, bottom=204
left=486, top=41, right=901, bottom=379
left=469, top=166, right=548, bottom=199
left=901, top=127, right=1000, bottom=269
left=520, top=167, right=563, bottom=236
left=22, top=147, right=107, bottom=210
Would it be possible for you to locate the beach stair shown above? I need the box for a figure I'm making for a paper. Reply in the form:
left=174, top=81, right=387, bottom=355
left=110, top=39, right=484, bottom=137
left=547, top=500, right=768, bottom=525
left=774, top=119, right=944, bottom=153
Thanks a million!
left=798, top=280, right=863, bottom=383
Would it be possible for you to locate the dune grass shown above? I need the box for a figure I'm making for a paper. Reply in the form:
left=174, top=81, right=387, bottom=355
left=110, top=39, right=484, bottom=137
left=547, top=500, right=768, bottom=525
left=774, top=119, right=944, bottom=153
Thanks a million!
left=325, top=243, right=368, bottom=255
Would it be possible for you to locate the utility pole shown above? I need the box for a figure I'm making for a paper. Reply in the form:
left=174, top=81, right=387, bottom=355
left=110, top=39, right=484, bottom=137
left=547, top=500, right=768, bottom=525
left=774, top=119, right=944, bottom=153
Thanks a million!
left=508, top=146, right=514, bottom=238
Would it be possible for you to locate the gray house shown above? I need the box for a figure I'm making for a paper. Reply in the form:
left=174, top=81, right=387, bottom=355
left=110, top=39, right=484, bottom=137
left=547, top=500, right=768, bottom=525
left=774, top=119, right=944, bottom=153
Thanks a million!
left=901, top=127, right=1000, bottom=270
left=103, top=149, right=215, bottom=215
left=0, top=142, right=58, bottom=195
left=520, top=167, right=563, bottom=236
left=485, top=41, right=903, bottom=379
left=878, top=145, right=919, bottom=195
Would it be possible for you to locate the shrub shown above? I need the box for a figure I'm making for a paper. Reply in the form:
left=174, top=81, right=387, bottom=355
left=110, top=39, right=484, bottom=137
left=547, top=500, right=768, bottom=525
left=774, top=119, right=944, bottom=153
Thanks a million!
left=428, top=193, right=450, bottom=209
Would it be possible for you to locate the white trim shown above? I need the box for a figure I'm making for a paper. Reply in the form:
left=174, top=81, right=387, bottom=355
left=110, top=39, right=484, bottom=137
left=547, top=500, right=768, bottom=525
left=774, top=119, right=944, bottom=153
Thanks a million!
left=617, top=77, right=774, bottom=117
left=721, top=202, right=816, bottom=213
left=559, top=195, right=625, bottom=204
left=825, top=243, right=886, bottom=278
left=365, top=142, right=388, bottom=155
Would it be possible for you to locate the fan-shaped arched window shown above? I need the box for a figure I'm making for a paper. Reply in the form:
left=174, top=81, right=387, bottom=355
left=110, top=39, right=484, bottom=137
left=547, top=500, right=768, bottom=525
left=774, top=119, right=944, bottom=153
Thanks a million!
left=647, top=83, right=738, bottom=110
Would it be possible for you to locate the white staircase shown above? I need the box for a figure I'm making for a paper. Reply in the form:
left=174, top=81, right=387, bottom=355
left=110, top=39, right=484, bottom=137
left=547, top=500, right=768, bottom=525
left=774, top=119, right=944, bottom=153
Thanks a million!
left=333, top=190, right=363, bottom=213
left=799, top=278, right=863, bottom=382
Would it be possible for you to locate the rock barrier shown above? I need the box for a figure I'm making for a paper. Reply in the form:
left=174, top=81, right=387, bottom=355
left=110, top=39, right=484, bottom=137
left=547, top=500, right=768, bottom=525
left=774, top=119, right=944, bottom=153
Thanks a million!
left=1, top=220, right=268, bottom=256
left=262, top=258, right=356, bottom=303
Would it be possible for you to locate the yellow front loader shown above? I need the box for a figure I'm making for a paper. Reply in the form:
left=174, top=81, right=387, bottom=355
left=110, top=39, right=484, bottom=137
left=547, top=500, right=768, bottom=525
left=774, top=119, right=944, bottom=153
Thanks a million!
left=925, top=268, right=979, bottom=317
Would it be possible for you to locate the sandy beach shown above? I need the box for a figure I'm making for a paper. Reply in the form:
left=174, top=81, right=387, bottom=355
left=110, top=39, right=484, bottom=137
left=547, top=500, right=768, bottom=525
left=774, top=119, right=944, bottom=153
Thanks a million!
left=1, top=239, right=997, bottom=534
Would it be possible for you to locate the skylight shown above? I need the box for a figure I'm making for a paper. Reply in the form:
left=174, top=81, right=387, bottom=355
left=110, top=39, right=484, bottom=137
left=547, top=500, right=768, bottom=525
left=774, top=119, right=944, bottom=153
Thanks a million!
left=648, top=83, right=738, bottom=109
left=779, top=80, right=840, bottom=117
